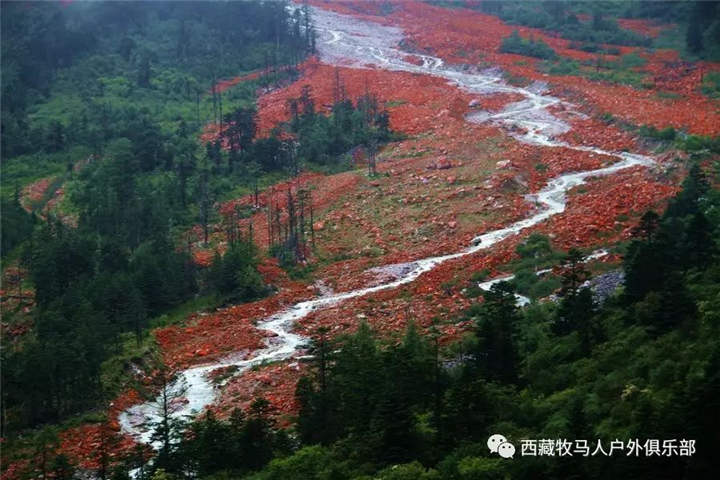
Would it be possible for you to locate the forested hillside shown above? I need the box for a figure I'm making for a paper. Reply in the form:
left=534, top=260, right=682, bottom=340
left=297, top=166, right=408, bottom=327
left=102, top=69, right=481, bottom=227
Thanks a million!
left=69, top=164, right=717, bottom=480
left=1, top=0, right=312, bottom=445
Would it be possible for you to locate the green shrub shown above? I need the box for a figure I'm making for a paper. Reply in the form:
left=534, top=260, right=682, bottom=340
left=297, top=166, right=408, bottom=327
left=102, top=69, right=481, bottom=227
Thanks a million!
left=500, top=30, right=558, bottom=60
left=680, top=135, right=720, bottom=153
left=471, top=269, right=490, bottom=282
left=560, top=19, right=652, bottom=47
left=548, top=58, right=580, bottom=75
left=639, top=125, right=677, bottom=141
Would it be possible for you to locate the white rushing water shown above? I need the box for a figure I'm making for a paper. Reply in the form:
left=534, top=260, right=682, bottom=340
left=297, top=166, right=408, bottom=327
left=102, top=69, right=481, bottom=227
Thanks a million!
left=119, top=5, right=654, bottom=445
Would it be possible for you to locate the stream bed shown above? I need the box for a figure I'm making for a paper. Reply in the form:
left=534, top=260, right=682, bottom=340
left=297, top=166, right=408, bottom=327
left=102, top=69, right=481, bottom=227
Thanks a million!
left=119, top=4, right=655, bottom=446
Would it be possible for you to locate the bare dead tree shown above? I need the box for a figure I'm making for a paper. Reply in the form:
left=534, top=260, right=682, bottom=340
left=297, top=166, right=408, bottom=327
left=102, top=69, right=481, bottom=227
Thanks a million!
left=211, top=80, right=218, bottom=125
left=267, top=188, right=274, bottom=247
left=267, top=187, right=314, bottom=264
left=284, top=140, right=300, bottom=179
left=218, top=88, right=224, bottom=138
left=195, top=87, right=201, bottom=131
left=224, top=205, right=245, bottom=245
left=198, top=171, right=214, bottom=245
left=330, top=67, right=348, bottom=107
left=367, top=139, right=378, bottom=176
left=97, top=420, right=113, bottom=480
left=309, top=200, right=316, bottom=251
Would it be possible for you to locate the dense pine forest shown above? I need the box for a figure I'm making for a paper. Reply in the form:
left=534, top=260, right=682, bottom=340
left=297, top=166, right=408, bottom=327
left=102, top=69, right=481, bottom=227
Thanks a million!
left=2, top=0, right=314, bottom=449
left=2, top=1, right=720, bottom=480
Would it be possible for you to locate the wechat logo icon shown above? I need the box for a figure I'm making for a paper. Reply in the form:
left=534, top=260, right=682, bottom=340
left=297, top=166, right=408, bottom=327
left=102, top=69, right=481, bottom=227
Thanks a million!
left=488, top=434, right=516, bottom=459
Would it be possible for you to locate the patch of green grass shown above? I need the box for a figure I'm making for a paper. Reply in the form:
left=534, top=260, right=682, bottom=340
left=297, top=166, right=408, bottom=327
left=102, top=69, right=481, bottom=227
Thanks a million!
left=546, top=58, right=580, bottom=75
left=654, top=24, right=694, bottom=59
left=701, top=72, right=720, bottom=99
left=385, top=99, right=408, bottom=108
left=677, top=134, right=720, bottom=153
left=569, top=41, right=621, bottom=56
left=286, top=263, right=317, bottom=281
left=610, top=52, right=648, bottom=69
left=2, top=146, right=92, bottom=198
left=582, top=68, right=648, bottom=89
left=403, top=148, right=430, bottom=158
left=524, top=274, right=562, bottom=299
left=500, top=31, right=557, bottom=60
left=151, top=294, right=222, bottom=329
left=505, top=73, right=531, bottom=87
left=638, top=125, right=677, bottom=142
left=441, top=278, right=459, bottom=295
left=470, top=269, right=490, bottom=282
left=101, top=332, right=160, bottom=399
left=546, top=53, right=650, bottom=89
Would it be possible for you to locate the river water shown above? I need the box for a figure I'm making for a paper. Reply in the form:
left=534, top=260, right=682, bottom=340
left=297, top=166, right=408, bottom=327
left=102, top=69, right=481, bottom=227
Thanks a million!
left=119, top=5, right=654, bottom=445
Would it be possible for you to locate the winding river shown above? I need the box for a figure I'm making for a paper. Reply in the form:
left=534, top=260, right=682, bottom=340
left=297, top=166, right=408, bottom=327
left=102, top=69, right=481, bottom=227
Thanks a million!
left=119, top=5, right=654, bottom=445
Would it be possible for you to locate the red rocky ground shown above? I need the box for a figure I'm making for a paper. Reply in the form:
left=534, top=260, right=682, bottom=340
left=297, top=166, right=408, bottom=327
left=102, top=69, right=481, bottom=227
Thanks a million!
left=211, top=362, right=307, bottom=425
left=180, top=0, right=706, bottom=420
left=158, top=0, right=705, bottom=418
left=311, top=0, right=720, bottom=136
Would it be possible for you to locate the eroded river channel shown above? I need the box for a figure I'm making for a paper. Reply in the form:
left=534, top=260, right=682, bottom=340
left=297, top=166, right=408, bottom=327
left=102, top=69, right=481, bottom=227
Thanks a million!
left=120, top=4, right=654, bottom=445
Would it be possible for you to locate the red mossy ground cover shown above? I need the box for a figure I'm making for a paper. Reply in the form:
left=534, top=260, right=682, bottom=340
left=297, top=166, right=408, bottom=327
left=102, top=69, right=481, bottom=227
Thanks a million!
left=193, top=0, right=697, bottom=274
left=207, top=250, right=521, bottom=423
left=321, top=0, right=720, bottom=136
left=19, top=157, right=94, bottom=222
left=295, top=239, right=520, bottom=341
left=299, top=132, right=525, bottom=288
left=540, top=166, right=679, bottom=248
left=20, top=178, right=51, bottom=212
left=2, top=391, right=146, bottom=479
left=617, top=18, right=672, bottom=38
left=212, top=362, right=307, bottom=425
left=551, top=107, right=638, bottom=152
left=189, top=170, right=363, bottom=267
left=46, top=141, right=679, bottom=477
left=155, top=262, right=313, bottom=370
left=255, top=56, right=475, bottom=138
left=303, top=106, right=653, bottom=293
left=211, top=63, right=303, bottom=96
left=1, top=462, right=30, bottom=480
left=156, top=309, right=267, bottom=369
left=57, top=390, right=144, bottom=471
left=212, top=70, right=263, bottom=94
left=573, top=13, right=672, bottom=39
left=505, top=141, right=620, bottom=190
left=289, top=166, right=677, bottom=365
left=548, top=73, right=720, bottom=136
left=399, top=2, right=720, bottom=135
